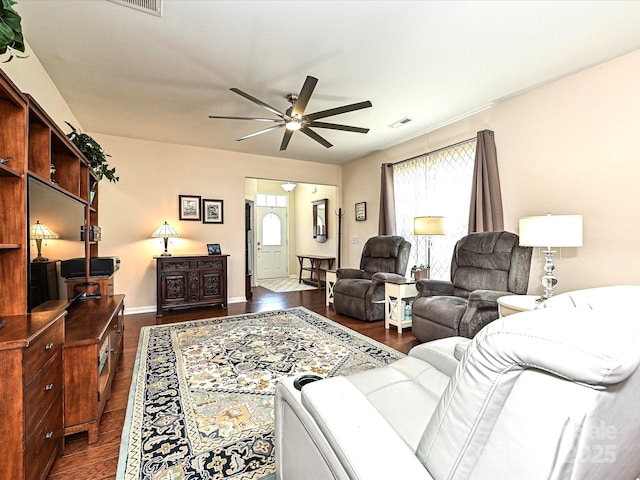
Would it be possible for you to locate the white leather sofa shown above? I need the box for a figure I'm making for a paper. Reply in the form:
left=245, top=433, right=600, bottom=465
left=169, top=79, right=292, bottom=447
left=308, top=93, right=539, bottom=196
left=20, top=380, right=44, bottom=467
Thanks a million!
left=274, top=286, right=640, bottom=479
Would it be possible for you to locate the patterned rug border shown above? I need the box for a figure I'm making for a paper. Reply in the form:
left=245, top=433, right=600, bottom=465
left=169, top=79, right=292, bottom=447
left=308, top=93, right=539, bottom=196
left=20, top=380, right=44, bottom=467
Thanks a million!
left=116, top=306, right=403, bottom=479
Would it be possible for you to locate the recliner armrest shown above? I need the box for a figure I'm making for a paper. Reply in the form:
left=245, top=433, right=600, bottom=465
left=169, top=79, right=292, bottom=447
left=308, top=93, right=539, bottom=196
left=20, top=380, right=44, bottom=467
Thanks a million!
left=467, top=289, right=511, bottom=308
left=408, top=337, right=466, bottom=377
left=371, top=272, right=406, bottom=284
left=416, top=279, right=454, bottom=297
left=336, top=268, right=365, bottom=280
left=301, top=377, right=435, bottom=480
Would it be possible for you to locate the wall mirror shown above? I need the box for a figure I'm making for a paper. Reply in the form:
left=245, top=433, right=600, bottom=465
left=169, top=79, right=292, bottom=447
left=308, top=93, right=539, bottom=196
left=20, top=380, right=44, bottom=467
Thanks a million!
left=313, top=198, right=328, bottom=243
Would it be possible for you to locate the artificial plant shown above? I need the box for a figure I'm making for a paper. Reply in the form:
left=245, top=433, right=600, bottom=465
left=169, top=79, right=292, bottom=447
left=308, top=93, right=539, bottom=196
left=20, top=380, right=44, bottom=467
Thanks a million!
left=66, top=122, right=119, bottom=183
left=0, top=0, right=27, bottom=63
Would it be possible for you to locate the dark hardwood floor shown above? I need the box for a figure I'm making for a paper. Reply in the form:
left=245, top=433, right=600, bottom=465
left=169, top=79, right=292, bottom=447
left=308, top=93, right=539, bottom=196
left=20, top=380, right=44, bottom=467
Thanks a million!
left=48, top=286, right=418, bottom=479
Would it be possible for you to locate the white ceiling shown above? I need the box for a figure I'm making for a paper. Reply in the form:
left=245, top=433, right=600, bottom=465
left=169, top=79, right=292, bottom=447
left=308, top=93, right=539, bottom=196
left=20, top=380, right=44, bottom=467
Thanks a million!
left=15, top=1, right=640, bottom=165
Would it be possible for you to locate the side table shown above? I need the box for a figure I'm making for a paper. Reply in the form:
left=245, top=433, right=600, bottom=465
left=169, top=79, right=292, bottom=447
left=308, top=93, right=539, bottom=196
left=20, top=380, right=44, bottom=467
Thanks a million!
left=497, top=295, right=539, bottom=317
left=385, top=279, right=418, bottom=333
left=325, top=270, right=337, bottom=306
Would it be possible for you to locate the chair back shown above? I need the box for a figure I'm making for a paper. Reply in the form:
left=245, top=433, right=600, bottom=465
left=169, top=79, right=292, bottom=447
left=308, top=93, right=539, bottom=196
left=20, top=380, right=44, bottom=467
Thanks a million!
left=450, top=231, right=532, bottom=297
left=416, top=286, right=640, bottom=480
left=359, top=235, right=411, bottom=279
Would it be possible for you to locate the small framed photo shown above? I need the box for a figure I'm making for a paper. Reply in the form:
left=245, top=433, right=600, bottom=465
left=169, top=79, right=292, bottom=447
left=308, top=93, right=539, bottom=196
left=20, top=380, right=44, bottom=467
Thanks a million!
left=355, top=201, right=367, bottom=221
left=179, top=195, right=201, bottom=221
left=207, top=243, right=221, bottom=255
left=203, top=198, right=224, bottom=224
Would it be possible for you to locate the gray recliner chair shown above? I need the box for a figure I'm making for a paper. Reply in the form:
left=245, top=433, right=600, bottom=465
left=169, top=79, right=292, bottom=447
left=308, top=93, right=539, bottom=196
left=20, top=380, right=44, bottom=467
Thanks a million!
left=412, top=231, right=532, bottom=343
left=333, top=235, right=411, bottom=322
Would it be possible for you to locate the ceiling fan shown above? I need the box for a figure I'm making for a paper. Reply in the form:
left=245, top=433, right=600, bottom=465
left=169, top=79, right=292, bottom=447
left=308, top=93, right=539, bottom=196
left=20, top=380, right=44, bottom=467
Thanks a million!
left=209, top=76, right=372, bottom=150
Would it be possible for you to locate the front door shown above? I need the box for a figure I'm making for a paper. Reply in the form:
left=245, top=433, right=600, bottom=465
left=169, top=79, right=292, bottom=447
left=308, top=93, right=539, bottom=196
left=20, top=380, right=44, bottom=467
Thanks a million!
left=256, top=206, right=288, bottom=279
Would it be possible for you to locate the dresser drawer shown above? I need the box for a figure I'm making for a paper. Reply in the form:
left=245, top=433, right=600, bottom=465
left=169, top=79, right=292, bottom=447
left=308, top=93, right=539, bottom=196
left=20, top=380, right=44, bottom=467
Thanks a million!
left=25, top=392, right=63, bottom=480
left=24, top=317, right=64, bottom=381
left=25, top=351, right=63, bottom=434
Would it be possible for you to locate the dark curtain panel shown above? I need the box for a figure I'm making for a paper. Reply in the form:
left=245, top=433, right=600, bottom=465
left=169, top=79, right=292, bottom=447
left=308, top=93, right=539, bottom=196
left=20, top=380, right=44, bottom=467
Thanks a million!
left=378, top=163, right=396, bottom=235
left=468, top=130, right=504, bottom=233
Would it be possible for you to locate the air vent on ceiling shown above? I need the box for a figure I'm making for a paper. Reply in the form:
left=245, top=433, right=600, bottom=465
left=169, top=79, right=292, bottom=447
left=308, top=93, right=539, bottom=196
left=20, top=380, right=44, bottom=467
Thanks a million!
left=108, top=0, right=162, bottom=16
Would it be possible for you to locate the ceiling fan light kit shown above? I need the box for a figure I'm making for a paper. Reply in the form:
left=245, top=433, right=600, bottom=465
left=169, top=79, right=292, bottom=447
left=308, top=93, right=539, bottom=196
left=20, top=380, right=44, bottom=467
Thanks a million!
left=209, top=76, right=372, bottom=151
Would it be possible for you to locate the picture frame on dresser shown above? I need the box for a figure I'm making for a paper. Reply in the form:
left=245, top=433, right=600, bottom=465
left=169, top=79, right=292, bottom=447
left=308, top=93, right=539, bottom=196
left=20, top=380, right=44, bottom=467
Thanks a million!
left=207, top=243, right=221, bottom=255
left=203, top=198, right=224, bottom=224
left=179, top=194, right=201, bottom=221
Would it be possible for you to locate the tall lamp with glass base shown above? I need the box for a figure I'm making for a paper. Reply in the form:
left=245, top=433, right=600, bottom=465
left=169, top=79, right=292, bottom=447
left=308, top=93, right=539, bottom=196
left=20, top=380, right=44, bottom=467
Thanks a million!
left=519, top=213, right=583, bottom=301
left=413, top=216, right=445, bottom=279
left=30, top=220, right=59, bottom=262
left=151, top=221, right=180, bottom=256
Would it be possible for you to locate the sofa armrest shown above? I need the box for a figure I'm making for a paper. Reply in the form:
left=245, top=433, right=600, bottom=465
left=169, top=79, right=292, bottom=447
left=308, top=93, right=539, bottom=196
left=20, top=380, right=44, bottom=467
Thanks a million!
left=416, top=279, right=454, bottom=297
left=408, top=337, right=467, bottom=377
left=336, top=268, right=364, bottom=280
left=301, top=377, right=434, bottom=480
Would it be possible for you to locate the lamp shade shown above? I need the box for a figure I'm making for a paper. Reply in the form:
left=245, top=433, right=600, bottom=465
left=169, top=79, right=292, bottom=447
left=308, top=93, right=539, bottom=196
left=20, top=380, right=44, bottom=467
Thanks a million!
left=30, top=220, right=59, bottom=240
left=151, top=221, right=180, bottom=238
left=414, top=216, right=445, bottom=235
left=281, top=182, right=296, bottom=192
left=519, top=214, right=583, bottom=247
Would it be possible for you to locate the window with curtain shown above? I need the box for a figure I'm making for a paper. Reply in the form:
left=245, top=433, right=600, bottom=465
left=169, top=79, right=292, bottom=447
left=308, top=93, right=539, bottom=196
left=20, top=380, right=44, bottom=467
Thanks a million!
left=393, top=140, right=475, bottom=279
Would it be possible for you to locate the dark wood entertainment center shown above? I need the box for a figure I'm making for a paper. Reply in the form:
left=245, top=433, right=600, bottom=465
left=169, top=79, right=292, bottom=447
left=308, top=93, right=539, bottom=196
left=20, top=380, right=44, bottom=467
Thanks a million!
left=0, top=68, right=124, bottom=479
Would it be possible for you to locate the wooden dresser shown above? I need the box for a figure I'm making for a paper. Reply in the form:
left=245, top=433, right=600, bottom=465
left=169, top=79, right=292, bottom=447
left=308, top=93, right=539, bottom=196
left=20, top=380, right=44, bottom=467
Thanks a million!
left=0, top=309, right=66, bottom=480
left=156, top=254, right=228, bottom=317
left=63, top=294, right=125, bottom=443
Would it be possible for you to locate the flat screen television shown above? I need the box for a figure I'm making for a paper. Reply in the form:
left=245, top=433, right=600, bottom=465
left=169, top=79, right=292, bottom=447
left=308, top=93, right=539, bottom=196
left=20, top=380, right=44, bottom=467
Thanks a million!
left=27, top=176, right=86, bottom=311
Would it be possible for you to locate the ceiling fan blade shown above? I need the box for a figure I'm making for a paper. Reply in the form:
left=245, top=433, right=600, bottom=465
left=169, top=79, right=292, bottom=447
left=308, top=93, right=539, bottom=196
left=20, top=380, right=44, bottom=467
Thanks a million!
left=292, top=76, right=318, bottom=117
left=235, top=124, right=284, bottom=141
left=209, top=115, right=281, bottom=122
left=309, top=121, right=369, bottom=134
left=230, top=88, right=285, bottom=118
left=280, top=129, right=294, bottom=151
left=305, top=100, right=373, bottom=121
left=300, top=127, right=333, bottom=148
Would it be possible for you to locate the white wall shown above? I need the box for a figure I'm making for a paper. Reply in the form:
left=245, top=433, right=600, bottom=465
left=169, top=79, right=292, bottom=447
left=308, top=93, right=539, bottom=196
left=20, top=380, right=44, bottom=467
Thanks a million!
left=341, top=49, right=640, bottom=296
left=93, top=134, right=341, bottom=311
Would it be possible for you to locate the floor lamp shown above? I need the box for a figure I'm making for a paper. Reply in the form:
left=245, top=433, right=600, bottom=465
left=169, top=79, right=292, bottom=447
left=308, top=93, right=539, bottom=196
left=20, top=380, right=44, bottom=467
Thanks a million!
left=519, top=213, right=583, bottom=301
left=413, top=216, right=445, bottom=279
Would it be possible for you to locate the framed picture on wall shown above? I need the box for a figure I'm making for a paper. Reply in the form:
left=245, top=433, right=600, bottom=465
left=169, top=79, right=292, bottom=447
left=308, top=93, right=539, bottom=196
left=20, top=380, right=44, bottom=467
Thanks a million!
left=355, top=201, right=367, bottom=221
left=179, top=195, right=201, bottom=221
left=203, top=199, right=224, bottom=224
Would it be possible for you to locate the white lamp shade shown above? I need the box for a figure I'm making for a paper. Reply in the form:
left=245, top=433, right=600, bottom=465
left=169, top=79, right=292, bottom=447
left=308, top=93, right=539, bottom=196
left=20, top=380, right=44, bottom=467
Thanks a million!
left=281, top=182, right=296, bottom=192
left=30, top=220, right=59, bottom=240
left=519, top=214, right=583, bottom=247
left=151, top=221, right=180, bottom=238
left=414, top=216, right=445, bottom=235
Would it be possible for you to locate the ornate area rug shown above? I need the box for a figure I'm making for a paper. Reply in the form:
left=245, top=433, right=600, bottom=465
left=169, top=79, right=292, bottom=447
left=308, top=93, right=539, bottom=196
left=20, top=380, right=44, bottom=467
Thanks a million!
left=117, top=307, right=403, bottom=480
left=256, top=276, right=317, bottom=292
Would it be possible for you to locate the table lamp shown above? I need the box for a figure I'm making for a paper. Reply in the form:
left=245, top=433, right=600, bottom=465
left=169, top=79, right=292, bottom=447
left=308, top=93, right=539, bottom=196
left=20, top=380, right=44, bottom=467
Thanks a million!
left=519, top=213, right=583, bottom=301
left=151, top=221, right=180, bottom=256
left=413, top=216, right=445, bottom=279
left=30, top=220, right=59, bottom=262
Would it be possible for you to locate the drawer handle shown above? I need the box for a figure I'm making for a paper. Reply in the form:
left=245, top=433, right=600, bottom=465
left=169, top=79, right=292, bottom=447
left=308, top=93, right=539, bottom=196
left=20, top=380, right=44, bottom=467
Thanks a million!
left=45, top=383, right=55, bottom=391
left=45, top=431, right=54, bottom=439
left=45, top=343, right=54, bottom=350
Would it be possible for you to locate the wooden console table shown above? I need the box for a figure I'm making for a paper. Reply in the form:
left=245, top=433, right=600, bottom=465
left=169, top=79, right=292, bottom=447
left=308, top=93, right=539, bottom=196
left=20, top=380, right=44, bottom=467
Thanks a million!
left=156, top=255, right=228, bottom=317
left=296, top=255, right=335, bottom=288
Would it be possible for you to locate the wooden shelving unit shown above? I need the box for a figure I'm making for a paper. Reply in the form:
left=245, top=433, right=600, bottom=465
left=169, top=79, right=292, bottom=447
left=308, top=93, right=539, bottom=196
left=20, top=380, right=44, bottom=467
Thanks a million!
left=0, top=67, right=105, bottom=479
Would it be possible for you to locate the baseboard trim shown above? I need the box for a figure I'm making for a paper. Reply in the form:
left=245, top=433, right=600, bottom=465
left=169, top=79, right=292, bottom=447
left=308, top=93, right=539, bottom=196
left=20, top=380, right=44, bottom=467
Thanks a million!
left=124, top=296, right=247, bottom=315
